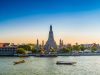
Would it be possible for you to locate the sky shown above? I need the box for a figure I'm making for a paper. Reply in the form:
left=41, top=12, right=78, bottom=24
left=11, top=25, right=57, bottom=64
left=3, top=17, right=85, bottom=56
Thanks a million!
left=0, top=0, right=100, bottom=44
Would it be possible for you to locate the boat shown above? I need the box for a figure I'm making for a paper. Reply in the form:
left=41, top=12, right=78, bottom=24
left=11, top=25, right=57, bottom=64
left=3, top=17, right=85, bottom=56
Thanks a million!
left=13, top=60, right=25, bottom=65
left=56, top=61, right=76, bottom=65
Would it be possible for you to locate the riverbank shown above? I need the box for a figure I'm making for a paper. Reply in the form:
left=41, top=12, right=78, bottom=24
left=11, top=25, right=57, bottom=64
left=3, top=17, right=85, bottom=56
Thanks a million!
left=1, top=52, right=100, bottom=57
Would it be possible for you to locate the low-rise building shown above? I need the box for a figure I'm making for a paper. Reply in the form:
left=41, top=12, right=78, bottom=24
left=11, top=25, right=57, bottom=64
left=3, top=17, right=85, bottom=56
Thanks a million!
left=0, top=43, right=17, bottom=56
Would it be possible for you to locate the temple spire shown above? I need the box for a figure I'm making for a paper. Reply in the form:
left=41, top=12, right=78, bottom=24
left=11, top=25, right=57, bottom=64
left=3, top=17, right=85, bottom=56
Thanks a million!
left=42, top=40, right=44, bottom=47
left=37, top=39, right=39, bottom=46
left=45, top=25, right=57, bottom=52
left=36, top=39, right=39, bottom=50
left=50, top=25, right=52, bottom=31
left=59, top=39, right=62, bottom=45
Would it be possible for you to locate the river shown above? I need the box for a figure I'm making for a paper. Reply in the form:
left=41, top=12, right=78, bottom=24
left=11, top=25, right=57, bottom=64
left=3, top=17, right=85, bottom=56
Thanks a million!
left=0, top=56, right=100, bottom=75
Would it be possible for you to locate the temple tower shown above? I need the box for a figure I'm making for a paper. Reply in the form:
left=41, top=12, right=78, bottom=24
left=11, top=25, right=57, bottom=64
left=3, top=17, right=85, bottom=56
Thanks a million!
left=36, top=39, right=39, bottom=50
left=45, top=25, right=57, bottom=52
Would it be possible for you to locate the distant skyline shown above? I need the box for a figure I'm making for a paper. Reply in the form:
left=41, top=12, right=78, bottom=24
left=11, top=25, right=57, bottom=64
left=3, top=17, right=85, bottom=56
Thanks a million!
left=0, top=0, right=100, bottom=44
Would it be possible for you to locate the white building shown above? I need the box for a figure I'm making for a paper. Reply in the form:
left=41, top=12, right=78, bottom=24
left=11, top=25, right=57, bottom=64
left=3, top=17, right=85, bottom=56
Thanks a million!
left=0, top=43, right=17, bottom=56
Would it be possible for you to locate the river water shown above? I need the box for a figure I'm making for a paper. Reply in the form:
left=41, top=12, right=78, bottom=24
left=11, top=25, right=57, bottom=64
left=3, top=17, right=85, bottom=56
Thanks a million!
left=0, top=56, right=100, bottom=75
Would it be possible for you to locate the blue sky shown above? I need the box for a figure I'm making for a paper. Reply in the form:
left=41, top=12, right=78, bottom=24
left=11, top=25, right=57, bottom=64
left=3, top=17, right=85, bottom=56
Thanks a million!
left=0, top=0, right=100, bottom=44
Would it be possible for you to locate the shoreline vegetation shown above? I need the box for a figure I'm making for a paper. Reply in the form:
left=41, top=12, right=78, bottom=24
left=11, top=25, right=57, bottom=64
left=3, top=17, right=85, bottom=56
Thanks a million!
left=1, top=43, right=100, bottom=57
left=14, top=43, right=100, bottom=57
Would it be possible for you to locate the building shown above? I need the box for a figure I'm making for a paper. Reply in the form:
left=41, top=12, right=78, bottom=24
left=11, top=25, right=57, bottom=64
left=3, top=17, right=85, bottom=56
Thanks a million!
left=81, top=43, right=100, bottom=49
left=44, top=25, right=57, bottom=52
left=0, top=43, right=17, bottom=56
left=0, top=43, right=10, bottom=47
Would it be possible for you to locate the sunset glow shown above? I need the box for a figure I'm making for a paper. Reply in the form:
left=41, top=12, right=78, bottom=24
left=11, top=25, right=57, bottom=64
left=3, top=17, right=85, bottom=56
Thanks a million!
left=0, top=0, right=100, bottom=44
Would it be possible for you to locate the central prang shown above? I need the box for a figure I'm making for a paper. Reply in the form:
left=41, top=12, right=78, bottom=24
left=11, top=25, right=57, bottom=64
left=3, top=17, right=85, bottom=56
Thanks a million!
left=44, top=25, right=57, bottom=53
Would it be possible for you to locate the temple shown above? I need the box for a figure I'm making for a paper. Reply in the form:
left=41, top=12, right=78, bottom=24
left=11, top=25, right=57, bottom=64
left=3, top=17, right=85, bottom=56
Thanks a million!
left=44, top=25, right=57, bottom=52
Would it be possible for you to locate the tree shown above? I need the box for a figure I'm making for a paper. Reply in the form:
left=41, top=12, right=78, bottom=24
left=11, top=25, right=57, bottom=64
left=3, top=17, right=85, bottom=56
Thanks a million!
left=31, top=48, right=37, bottom=53
left=91, top=43, right=97, bottom=52
left=80, top=44, right=85, bottom=51
left=18, top=45, right=31, bottom=51
left=72, top=43, right=80, bottom=52
left=16, top=48, right=26, bottom=54
left=67, top=44, right=72, bottom=53
left=60, top=48, right=70, bottom=53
